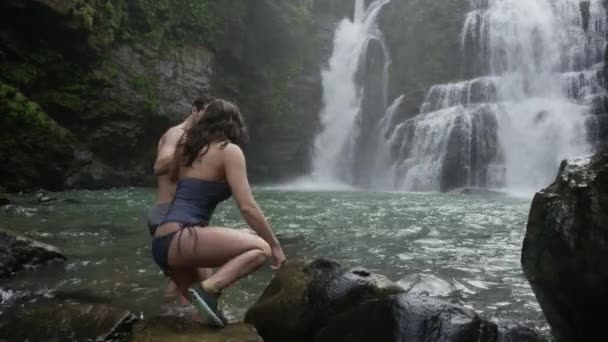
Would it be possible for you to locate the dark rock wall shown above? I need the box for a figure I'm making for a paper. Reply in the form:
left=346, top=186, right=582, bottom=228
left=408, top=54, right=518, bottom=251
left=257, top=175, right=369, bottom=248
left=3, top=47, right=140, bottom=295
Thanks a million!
left=0, top=0, right=351, bottom=191
left=378, top=0, right=471, bottom=120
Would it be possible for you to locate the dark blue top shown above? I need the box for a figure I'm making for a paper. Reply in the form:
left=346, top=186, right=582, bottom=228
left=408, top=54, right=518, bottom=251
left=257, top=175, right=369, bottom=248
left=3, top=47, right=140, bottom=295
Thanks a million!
left=160, top=178, right=232, bottom=228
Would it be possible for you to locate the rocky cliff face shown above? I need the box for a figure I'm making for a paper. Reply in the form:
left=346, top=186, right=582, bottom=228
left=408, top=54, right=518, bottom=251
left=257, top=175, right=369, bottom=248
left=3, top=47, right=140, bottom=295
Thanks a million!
left=522, top=145, right=608, bottom=341
left=0, top=0, right=351, bottom=191
left=377, top=0, right=470, bottom=119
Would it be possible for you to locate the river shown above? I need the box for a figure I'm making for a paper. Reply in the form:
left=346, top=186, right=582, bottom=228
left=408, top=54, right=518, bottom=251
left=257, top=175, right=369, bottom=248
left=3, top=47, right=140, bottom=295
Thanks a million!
left=0, top=188, right=548, bottom=333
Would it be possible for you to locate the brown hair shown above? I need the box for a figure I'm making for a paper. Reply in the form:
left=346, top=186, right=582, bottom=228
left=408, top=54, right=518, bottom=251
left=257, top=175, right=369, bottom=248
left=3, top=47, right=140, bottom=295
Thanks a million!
left=171, top=99, right=248, bottom=180
left=192, top=94, right=216, bottom=112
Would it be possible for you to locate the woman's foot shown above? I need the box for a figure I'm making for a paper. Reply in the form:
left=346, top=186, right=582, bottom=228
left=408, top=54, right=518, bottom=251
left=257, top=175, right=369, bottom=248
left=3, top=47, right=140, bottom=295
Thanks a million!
left=188, top=284, right=226, bottom=327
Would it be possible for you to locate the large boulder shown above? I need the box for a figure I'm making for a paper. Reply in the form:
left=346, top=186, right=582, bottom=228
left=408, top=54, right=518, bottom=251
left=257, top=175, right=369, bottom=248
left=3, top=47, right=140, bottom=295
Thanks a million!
left=522, top=146, right=608, bottom=342
left=245, top=259, right=545, bottom=342
left=64, top=153, right=140, bottom=190
left=131, top=316, right=262, bottom=342
left=0, top=228, right=66, bottom=279
left=0, top=302, right=138, bottom=341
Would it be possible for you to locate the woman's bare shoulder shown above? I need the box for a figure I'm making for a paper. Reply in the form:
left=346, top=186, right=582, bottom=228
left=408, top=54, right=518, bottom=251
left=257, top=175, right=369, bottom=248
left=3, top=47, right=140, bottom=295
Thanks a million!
left=219, top=143, right=245, bottom=164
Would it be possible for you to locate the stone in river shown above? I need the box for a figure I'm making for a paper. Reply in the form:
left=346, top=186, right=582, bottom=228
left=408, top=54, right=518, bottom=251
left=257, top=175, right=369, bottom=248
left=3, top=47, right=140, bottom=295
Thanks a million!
left=0, top=227, right=66, bottom=279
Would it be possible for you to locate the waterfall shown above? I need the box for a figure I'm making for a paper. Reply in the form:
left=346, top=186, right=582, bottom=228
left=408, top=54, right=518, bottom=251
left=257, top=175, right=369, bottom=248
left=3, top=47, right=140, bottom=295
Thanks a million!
left=307, top=0, right=606, bottom=192
left=311, top=0, right=391, bottom=185
left=390, top=0, right=606, bottom=191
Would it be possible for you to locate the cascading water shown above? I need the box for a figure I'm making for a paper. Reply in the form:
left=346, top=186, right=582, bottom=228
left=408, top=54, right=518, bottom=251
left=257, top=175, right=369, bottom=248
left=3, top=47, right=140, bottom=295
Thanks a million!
left=385, top=0, right=605, bottom=191
left=454, top=0, right=606, bottom=191
left=308, top=0, right=606, bottom=192
left=311, top=0, right=391, bottom=186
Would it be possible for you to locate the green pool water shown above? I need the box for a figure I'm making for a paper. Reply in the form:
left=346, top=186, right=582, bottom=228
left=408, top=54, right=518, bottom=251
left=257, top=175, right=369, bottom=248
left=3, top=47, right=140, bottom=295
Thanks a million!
left=0, top=188, right=547, bottom=332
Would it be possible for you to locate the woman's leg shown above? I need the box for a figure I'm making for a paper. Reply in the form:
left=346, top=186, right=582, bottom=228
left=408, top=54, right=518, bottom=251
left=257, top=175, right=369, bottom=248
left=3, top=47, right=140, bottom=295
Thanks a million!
left=167, top=226, right=271, bottom=291
left=197, top=267, right=214, bottom=282
left=165, top=268, right=214, bottom=305
left=168, top=269, right=198, bottom=305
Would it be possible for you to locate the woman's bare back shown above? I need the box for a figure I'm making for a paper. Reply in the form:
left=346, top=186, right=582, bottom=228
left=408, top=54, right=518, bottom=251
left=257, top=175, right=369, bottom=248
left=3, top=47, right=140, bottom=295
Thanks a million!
left=178, top=141, right=230, bottom=182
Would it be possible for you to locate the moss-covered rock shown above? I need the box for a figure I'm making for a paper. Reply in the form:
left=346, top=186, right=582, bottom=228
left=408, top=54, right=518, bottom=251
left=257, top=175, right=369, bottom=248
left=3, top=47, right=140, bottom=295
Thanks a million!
left=0, top=82, right=74, bottom=191
left=0, top=0, right=350, bottom=191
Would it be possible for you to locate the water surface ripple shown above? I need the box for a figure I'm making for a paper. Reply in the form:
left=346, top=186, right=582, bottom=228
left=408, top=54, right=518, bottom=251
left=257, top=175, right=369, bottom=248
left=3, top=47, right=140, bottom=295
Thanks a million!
left=0, top=188, right=547, bottom=332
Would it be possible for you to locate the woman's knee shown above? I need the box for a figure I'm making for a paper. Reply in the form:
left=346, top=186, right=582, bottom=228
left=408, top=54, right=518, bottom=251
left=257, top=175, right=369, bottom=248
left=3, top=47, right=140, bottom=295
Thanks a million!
left=254, top=238, right=271, bottom=257
left=250, top=248, right=270, bottom=267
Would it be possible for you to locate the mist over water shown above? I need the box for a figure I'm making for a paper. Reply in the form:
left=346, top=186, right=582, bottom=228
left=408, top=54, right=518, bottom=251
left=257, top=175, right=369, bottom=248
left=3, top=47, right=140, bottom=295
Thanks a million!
left=307, top=0, right=606, bottom=193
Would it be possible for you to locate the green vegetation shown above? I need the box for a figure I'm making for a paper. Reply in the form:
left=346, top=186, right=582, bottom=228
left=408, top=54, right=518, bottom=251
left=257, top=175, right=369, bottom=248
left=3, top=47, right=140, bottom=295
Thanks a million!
left=127, top=0, right=248, bottom=46
left=74, top=0, right=126, bottom=51
left=0, top=83, right=68, bottom=140
left=0, top=0, right=327, bottom=189
left=0, top=82, right=73, bottom=191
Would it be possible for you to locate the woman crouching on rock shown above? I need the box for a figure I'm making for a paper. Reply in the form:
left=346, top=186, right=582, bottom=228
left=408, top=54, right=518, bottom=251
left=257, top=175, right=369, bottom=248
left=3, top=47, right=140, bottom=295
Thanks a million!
left=151, top=99, right=286, bottom=326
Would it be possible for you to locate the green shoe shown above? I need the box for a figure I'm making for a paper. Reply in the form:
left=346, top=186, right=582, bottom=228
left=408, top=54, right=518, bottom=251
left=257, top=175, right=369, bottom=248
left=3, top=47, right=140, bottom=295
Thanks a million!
left=188, top=284, right=225, bottom=327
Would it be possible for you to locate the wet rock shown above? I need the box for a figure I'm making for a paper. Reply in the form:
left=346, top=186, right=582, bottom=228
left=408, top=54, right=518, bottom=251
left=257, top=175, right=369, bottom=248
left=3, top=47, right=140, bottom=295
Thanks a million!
left=580, top=1, right=591, bottom=32
left=441, top=104, right=504, bottom=191
left=587, top=94, right=608, bottom=115
left=378, top=0, right=472, bottom=109
left=0, top=228, right=66, bottom=279
left=131, top=316, right=262, bottom=342
left=398, top=273, right=454, bottom=297
left=0, top=82, right=74, bottom=192
left=314, top=295, right=546, bottom=342
left=0, top=197, right=11, bottom=206
left=522, top=146, right=608, bottom=342
left=0, top=302, right=138, bottom=342
left=246, top=259, right=544, bottom=342
left=65, top=158, right=137, bottom=190
left=245, top=259, right=404, bottom=342
left=312, top=0, right=355, bottom=19
left=587, top=116, right=607, bottom=151
left=35, top=192, right=59, bottom=205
